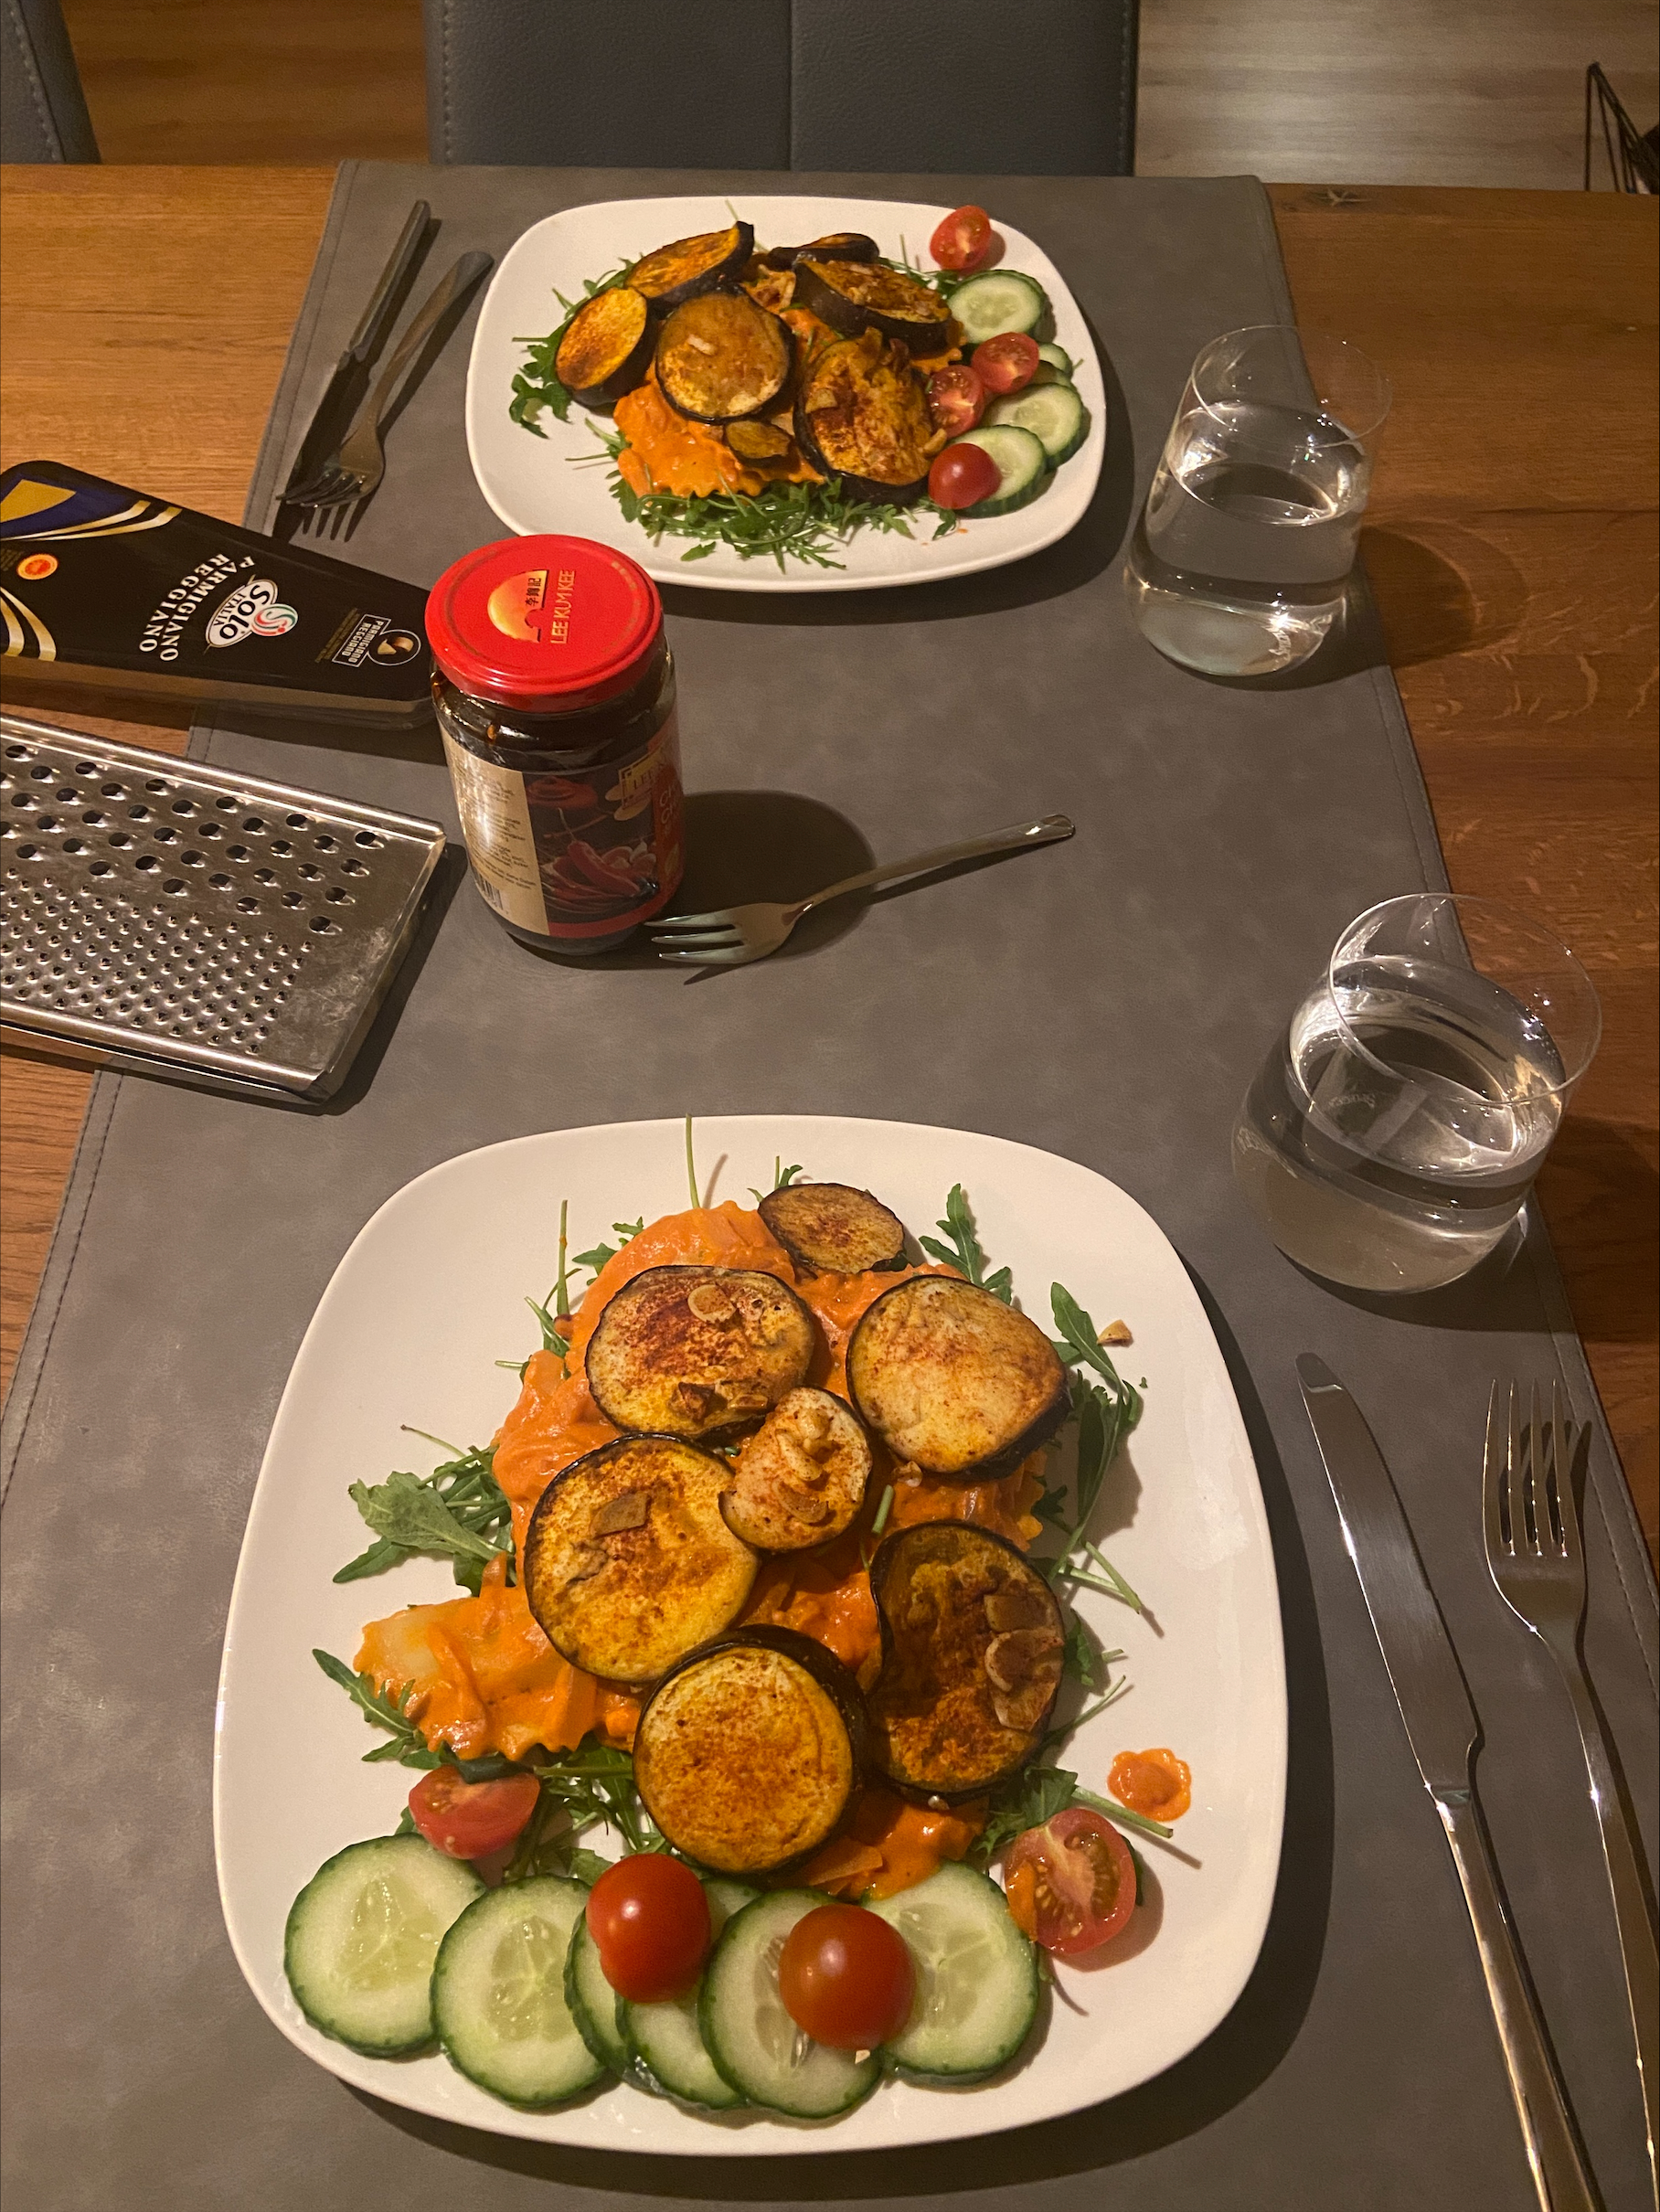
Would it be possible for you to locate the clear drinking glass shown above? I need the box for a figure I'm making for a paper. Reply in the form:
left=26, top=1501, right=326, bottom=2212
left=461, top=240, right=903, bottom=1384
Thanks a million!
left=1125, top=326, right=1391, bottom=678
left=1231, top=895, right=1601, bottom=1294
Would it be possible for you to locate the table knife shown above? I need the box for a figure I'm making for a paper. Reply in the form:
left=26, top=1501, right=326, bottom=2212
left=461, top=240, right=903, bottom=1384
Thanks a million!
left=1297, top=1355, right=1601, bottom=2212
left=275, top=198, right=430, bottom=510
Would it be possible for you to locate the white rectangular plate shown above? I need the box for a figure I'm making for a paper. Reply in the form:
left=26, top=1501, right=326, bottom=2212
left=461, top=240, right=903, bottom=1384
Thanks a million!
left=463, top=196, right=1106, bottom=593
left=215, top=1116, right=1285, bottom=2152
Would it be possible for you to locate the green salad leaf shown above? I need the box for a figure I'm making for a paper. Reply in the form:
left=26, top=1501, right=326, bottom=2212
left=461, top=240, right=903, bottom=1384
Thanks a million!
left=919, top=1183, right=1013, bottom=1303
left=972, top=1763, right=1175, bottom=1864
left=334, top=1439, right=512, bottom=1593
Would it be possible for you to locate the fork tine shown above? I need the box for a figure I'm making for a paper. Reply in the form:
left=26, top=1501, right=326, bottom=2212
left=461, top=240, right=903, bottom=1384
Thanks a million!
left=1507, top=1382, right=1531, bottom=1556
left=1528, top=1381, right=1548, bottom=1554
left=654, top=944, right=758, bottom=967
left=649, top=910, right=730, bottom=932
left=1483, top=1379, right=1511, bottom=1561
left=1551, top=1383, right=1580, bottom=1563
left=649, top=924, right=742, bottom=947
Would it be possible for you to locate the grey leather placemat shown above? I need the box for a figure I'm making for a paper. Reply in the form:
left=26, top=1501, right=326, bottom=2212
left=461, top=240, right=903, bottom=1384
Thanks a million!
left=3, top=167, right=1655, bottom=2212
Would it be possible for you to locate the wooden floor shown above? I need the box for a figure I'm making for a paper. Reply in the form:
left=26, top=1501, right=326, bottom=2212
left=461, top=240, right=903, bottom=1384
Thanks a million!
left=53, top=0, right=1660, bottom=186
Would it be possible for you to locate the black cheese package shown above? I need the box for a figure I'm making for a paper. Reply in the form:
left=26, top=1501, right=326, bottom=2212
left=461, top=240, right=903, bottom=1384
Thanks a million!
left=0, top=461, right=433, bottom=726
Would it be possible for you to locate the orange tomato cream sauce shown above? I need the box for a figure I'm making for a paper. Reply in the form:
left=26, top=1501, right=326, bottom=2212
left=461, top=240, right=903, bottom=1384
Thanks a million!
left=354, top=1199, right=1048, bottom=1893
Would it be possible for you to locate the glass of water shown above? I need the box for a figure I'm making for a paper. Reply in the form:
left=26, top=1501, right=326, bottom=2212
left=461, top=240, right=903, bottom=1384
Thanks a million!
left=1232, top=894, right=1601, bottom=1294
left=1125, top=325, right=1391, bottom=678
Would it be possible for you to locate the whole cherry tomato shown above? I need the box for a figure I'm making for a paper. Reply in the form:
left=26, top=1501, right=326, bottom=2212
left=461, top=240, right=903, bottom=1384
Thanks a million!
left=778, top=1904, right=916, bottom=2050
left=926, top=363, right=986, bottom=435
left=928, top=441, right=1002, bottom=512
left=972, top=333, right=1041, bottom=396
left=930, top=204, right=995, bottom=272
left=586, top=1854, right=711, bottom=2002
left=1003, top=1808, right=1137, bottom=1955
left=406, top=1768, right=540, bottom=1861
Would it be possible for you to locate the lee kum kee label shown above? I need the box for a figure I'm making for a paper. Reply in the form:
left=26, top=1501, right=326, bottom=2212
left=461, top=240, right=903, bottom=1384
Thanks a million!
left=0, top=461, right=433, bottom=725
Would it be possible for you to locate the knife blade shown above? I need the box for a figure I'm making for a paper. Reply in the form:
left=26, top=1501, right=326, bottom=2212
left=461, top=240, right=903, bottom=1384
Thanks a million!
left=1298, top=1355, right=1600, bottom=2212
left=276, top=200, right=430, bottom=512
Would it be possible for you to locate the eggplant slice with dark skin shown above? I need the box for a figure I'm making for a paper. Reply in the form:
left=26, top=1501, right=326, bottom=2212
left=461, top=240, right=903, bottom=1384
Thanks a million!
left=585, top=1264, right=816, bottom=1442
left=793, top=257, right=953, bottom=348
left=866, top=1521, right=1064, bottom=1800
left=794, top=331, right=940, bottom=505
left=759, top=231, right=881, bottom=272
left=627, top=221, right=753, bottom=309
left=847, top=1274, right=1069, bottom=1478
left=654, top=291, right=794, bottom=425
left=554, top=284, right=654, bottom=409
left=758, top=1181, right=907, bottom=1276
left=719, top=1386, right=872, bottom=1552
left=725, top=419, right=795, bottom=464
left=634, top=1626, right=866, bottom=1872
left=521, top=1434, right=759, bottom=1686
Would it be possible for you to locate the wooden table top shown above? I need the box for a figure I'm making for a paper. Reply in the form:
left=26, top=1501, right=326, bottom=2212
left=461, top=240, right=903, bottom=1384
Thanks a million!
left=3, top=169, right=1655, bottom=1561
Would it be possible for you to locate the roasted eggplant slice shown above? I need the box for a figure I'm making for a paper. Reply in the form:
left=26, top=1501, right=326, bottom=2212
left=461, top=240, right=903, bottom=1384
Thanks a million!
left=522, top=1435, right=757, bottom=1685
left=866, top=1522, right=1063, bottom=1799
left=761, top=231, right=881, bottom=272
left=725, top=418, right=794, bottom=463
left=627, top=222, right=753, bottom=309
left=720, top=1387, right=872, bottom=1552
left=794, top=331, right=937, bottom=505
left=585, top=1265, right=816, bottom=1441
left=634, top=1627, right=865, bottom=1871
left=793, top=257, right=952, bottom=347
left=758, top=1181, right=907, bottom=1276
left=846, top=1275, right=1068, bottom=1478
left=654, top=291, right=793, bottom=425
left=553, top=284, right=653, bottom=409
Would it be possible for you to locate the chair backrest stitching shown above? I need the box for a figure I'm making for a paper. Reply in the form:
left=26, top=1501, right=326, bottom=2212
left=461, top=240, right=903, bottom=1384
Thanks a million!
left=442, top=0, right=453, bottom=163
left=5, top=0, right=68, bottom=160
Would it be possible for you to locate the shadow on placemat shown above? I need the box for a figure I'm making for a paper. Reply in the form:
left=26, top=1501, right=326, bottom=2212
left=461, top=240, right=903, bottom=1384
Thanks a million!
left=349, top=1268, right=1335, bottom=2198
left=662, top=328, right=1135, bottom=633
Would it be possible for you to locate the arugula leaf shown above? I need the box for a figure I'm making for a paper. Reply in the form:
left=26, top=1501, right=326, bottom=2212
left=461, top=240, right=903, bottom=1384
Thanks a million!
left=527, top=1738, right=659, bottom=1856
left=334, top=1441, right=512, bottom=1593
left=568, top=1846, right=612, bottom=1888
left=314, top=1648, right=520, bottom=1779
left=750, top=1157, right=805, bottom=1200
left=1063, top=1615, right=1103, bottom=1689
left=972, top=1763, right=1174, bottom=1863
left=572, top=1218, right=644, bottom=1280
left=919, top=1184, right=1012, bottom=1303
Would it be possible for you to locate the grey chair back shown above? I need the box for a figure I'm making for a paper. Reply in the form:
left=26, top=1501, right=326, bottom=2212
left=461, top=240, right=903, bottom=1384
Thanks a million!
left=3, top=0, right=99, bottom=161
left=424, top=0, right=1137, bottom=172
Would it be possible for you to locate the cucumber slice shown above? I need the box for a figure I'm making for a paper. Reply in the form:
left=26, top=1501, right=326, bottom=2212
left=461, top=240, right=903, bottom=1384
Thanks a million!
left=952, top=425, right=1049, bottom=518
left=284, top=1835, right=483, bottom=2056
left=952, top=269, right=1049, bottom=346
left=699, top=1891, right=881, bottom=2117
left=564, top=1912, right=629, bottom=2074
left=1032, top=341, right=1074, bottom=382
left=867, top=1863, right=1040, bottom=2079
left=624, top=1877, right=758, bottom=2110
left=984, top=382, right=1090, bottom=466
left=433, top=1877, right=605, bottom=2107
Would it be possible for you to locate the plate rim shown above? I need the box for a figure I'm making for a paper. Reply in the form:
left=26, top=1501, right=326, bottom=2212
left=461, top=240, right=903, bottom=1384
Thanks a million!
left=213, top=1113, right=1287, bottom=2154
left=463, top=194, right=1107, bottom=594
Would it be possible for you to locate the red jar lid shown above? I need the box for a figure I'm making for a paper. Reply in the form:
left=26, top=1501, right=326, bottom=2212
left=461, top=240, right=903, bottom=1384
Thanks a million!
left=426, top=534, right=663, bottom=713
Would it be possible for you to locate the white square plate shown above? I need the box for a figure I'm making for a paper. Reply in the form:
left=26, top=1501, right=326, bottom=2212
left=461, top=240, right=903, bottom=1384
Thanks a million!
left=463, top=197, right=1106, bottom=592
left=214, top=1116, right=1284, bottom=2152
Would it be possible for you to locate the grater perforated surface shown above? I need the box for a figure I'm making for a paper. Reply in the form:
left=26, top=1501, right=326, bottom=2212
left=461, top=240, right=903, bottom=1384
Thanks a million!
left=0, top=713, right=445, bottom=1098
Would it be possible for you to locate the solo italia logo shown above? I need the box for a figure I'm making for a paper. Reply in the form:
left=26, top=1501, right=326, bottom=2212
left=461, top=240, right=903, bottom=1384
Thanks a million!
left=206, top=576, right=298, bottom=649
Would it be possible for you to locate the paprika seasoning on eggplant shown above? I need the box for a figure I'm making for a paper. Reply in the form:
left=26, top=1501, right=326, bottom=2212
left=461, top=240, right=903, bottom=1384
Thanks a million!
left=427, top=535, right=683, bottom=952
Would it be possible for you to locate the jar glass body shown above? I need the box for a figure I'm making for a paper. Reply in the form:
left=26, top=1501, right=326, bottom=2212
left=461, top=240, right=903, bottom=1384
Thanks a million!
left=434, top=637, right=682, bottom=954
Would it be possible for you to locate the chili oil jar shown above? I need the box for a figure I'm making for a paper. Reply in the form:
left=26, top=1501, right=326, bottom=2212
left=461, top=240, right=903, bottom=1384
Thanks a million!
left=427, top=535, right=683, bottom=953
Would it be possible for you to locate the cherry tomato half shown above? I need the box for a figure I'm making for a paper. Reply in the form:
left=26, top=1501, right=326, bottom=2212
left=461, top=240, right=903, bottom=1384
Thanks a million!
left=779, top=1904, right=916, bottom=2051
left=1004, top=1809, right=1137, bottom=1956
left=407, top=1768, right=540, bottom=1861
left=926, top=363, right=986, bottom=435
left=928, top=441, right=1002, bottom=512
left=930, top=203, right=994, bottom=272
left=972, top=333, right=1041, bottom=396
left=586, top=1854, right=711, bottom=2003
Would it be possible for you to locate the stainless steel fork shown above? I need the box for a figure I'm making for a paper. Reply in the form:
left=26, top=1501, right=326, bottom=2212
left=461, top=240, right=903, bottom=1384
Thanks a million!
left=286, top=250, right=492, bottom=520
left=1484, top=1379, right=1659, bottom=2202
left=650, top=813, right=1075, bottom=967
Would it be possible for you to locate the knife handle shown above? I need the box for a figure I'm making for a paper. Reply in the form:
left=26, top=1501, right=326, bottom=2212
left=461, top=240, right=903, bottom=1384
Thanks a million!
left=1436, top=1789, right=1602, bottom=2211
left=344, top=199, right=431, bottom=366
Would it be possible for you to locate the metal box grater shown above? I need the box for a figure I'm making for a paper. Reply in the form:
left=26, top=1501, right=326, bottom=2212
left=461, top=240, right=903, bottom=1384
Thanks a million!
left=0, top=712, right=446, bottom=1101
